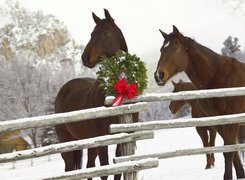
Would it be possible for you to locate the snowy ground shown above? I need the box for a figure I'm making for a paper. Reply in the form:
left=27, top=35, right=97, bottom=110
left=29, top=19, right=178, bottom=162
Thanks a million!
left=0, top=127, right=243, bottom=180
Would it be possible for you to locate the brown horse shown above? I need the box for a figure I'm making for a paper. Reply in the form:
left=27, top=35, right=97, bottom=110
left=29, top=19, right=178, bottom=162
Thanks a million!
left=55, top=9, right=136, bottom=180
left=154, top=25, right=245, bottom=179
left=238, top=125, right=245, bottom=161
left=169, top=80, right=217, bottom=169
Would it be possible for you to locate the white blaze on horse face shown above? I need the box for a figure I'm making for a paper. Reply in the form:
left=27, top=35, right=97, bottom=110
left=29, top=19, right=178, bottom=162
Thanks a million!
left=155, top=68, right=161, bottom=81
left=163, top=41, right=170, bottom=48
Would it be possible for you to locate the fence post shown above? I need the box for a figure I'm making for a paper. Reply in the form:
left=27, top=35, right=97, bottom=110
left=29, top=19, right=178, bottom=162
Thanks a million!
left=119, top=113, right=137, bottom=180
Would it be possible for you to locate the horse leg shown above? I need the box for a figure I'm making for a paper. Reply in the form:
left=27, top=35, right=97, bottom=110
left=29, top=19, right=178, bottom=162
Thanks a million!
left=209, top=127, right=217, bottom=167
left=87, top=148, right=97, bottom=168
left=196, top=127, right=212, bottom=169
left=55, top=124, right=80, bottom=171
left=60, top=151, right=77, bottom=171
left=233, top=151, right=245, bottom=178
left=114, top=144, right=123, bottom=180
left=221, top=124, right=244, bottom=180
left=74, top=150, right=82, bottom=169
left=87, top=148, right=98, bottom=180
left=97, top=146, right=109, bottom=180
left=223, top=151, right=234, bottom=180
left=238, top=125, right=245, bottom=163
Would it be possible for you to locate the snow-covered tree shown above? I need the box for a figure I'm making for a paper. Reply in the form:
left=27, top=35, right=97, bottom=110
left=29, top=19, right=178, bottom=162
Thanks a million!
left=221, top=36, right=241, bottom=57
left=0, top=0, right=96, bottom=147
left=41, top=126, right=59, bottom=146
left=0, top=53, right=83, bottom=147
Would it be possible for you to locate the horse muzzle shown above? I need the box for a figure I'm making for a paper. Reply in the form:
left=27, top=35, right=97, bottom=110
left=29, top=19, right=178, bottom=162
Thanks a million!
left=154, top=71, right=167, bottom=86
left=81, top=54, right=97, bottom=68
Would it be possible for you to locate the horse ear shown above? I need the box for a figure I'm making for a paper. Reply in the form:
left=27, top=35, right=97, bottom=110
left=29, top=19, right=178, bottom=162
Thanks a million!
left=159, top=29, right=168, bottom=40
left=173, top=25, right=184, bottom=40
left=92, top=12, right=101, bottom=24
left=173, top=25, right=182, bottom=36
left=104, top=9, right=114, bottom=22
left=171, top=80, right=177, bottom=87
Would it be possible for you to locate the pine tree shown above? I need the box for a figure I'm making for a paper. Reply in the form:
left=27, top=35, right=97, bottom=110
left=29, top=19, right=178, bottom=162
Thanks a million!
left=221, top=36, right=241, bottom=57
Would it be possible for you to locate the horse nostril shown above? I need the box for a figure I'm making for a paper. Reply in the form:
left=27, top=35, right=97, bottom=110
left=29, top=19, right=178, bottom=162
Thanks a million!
left=155, top=71, right=164, bottom=81
left=81, top=54, right=86, bottom=61
left=82, top=54, right=89, bottom=64
left=154, top=70, right=166, bottom=86
left=81, top=54, right=95, bottom=68
left=159, top=71, right=164, bottom=80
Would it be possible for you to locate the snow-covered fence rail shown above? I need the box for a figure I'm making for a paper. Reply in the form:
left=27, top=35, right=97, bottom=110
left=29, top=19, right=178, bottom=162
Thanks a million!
left=105, top=86, right=245, bottom=105
left=114, top=144, right=245, bottom=164
left=110, top=113, right=245, bottom=164
left=0, top=131, right=153, bottom=163
left=0, top=102, right=151, bottom=180
left=0, top=102, right=147, bottom=132
left=2, top=87, right=245, bottom=179
left=106, top=87, right=245, bottom=175
left=110, top=113, right=245, bottom=133
left=43, top=158, right=158, bottom=180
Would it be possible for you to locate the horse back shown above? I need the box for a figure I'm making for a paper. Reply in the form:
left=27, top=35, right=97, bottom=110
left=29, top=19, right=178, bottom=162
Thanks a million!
left=54, top=77, right=138, bottom=139
left=55, top=78, right=105, bottom=113
left=55, top=78, right=112, bottom=139
left=204, top=59, right=245, bottom=115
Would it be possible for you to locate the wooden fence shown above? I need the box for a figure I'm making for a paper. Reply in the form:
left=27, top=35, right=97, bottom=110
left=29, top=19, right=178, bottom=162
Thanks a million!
left=108, top=87, right=245, bottom=168
left=1, top=87, right=245, bottom=179
left=0, top=102, right=158, bottom=179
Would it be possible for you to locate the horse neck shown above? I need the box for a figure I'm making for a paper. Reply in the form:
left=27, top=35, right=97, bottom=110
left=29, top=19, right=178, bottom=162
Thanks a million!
left=116, top=27, right=128, bottom=52
left=173, top=83, right=195, bottom=110
left=185, top=40, right=225, bottom=89
left=119, top=42, right=128, bottom=52
left=120, top=39, right=128, bottom=52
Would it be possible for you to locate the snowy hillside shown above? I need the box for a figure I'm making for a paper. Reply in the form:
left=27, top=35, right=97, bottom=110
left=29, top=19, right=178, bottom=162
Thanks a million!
left=0, top=0, right=84, bottom=63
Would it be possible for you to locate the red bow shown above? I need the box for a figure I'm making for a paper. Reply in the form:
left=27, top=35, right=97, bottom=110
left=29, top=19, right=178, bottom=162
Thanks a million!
left=112, top=79, right=137, bottom=106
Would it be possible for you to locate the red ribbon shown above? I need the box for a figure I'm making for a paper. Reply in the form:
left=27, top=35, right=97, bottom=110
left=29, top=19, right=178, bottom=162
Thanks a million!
left=112, top=79, right=137, bottom=106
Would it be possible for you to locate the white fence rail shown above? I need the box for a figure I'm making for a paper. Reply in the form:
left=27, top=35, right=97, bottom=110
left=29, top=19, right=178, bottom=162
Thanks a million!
left=0, top=102, right=147, bottom=132
left=114, top=144, right=245, bottom=164
left=2, top=87, right=245, bottom=179
left=0, top=131, right=153, bottom=163
left=110, top=112, right=245, bottom=133
left=105, top=86, right=245, bottom=105
left=43, top=158, right=158, bottom=180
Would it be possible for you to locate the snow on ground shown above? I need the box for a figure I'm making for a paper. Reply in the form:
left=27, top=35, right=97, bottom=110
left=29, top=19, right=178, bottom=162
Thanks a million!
left=0, top=127, right=242, bottom=180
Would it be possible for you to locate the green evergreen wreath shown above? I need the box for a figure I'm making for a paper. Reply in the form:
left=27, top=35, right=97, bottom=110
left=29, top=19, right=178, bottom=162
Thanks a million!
left=96, top=50, right=148, bottom=97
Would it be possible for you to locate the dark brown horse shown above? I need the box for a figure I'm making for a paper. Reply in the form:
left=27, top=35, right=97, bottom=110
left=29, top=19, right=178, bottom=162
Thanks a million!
left=55, top=9, right=136, bottom=180
left=154, top=25, right=245, bottom=179
left=169, top=80, right=217, bottom=169
left=238, top=125, right=245, bottom=161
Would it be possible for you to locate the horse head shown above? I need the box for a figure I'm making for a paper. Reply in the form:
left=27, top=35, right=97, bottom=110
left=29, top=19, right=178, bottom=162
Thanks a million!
left=82, top=9, right=128, bottom=68
left=169, top=80, right=187, bottom=114
left=154, top=25, right=189, bottom=86
left=169, top=80, right=197, bottom=114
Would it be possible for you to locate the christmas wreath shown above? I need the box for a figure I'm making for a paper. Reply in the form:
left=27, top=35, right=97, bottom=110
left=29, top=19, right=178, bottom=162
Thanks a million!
left=96, top=50, right=148, bottom=106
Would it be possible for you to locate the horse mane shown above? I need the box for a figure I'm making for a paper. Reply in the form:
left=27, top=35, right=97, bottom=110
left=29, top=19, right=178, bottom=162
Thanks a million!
left=174, top=32, right=239, bottom=69
left=167, top=30, right=225, bottom=62
left=116, top=26, right=128, bottom=52
left=184, top=36, right=221, bottom=59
